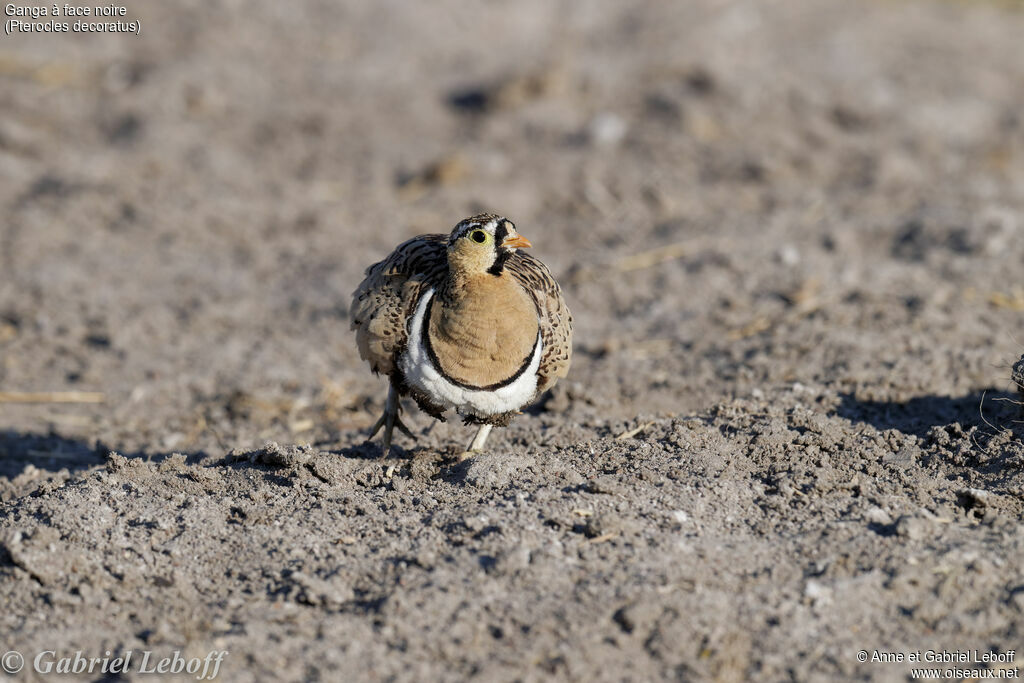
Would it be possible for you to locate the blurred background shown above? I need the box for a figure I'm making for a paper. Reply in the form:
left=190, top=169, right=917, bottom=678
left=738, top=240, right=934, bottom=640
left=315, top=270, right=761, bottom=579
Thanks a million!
left=2, top=0, right=1024, bottom=488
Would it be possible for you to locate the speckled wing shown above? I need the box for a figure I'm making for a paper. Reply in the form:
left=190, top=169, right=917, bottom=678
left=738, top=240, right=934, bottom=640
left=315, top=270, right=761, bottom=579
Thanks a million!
left=350, top=234, right=448, bottom=376
left=505, top=251, right=573, bottom=394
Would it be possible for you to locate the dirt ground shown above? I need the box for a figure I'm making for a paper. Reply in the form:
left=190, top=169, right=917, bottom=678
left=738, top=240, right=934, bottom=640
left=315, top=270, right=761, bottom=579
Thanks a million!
left=2, top=0, right=1024, bottom=681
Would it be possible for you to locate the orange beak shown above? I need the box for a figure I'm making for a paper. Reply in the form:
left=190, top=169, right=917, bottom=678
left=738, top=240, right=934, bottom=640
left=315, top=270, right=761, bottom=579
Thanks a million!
left=501, top=234, right=532, bottom=249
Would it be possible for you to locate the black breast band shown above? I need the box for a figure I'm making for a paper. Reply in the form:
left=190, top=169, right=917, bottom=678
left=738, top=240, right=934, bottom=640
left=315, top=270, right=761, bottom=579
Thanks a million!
left=422, top=293, right=540, bottom=392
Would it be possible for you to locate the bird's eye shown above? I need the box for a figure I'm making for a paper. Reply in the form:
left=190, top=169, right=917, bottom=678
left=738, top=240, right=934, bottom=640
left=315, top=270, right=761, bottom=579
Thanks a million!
left=470, top=230, right=487, bottom=244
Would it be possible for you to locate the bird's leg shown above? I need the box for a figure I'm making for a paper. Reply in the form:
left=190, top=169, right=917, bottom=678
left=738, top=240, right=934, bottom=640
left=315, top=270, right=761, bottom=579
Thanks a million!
left=467, top=424, right=493, bottom=452
left=367, top=384, right=415, bottom=456
left=456, top=424, right=493, bottom=462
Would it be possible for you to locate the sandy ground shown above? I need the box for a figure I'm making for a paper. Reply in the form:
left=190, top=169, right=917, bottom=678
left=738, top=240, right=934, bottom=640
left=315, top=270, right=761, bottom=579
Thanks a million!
left=2, top=0, right=1024, bottom=680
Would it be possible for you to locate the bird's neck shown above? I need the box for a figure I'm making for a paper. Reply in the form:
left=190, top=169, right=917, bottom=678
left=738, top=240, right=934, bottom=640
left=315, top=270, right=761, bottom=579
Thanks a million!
left=437, top=268, right=533, bottom=313
left=440, top=269, right=486, bottom=301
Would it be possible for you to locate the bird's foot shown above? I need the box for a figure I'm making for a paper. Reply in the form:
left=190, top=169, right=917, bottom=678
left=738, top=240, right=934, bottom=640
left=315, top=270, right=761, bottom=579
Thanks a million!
left=455, top=449, right=482, bottom=463
left=366, top=385, right=415, bottom=457
left=367, top=410, right=415, bottom=444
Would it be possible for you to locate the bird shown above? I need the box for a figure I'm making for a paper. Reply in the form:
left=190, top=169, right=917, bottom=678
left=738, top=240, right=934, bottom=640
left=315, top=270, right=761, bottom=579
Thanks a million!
left=1014, top=353, right=1024, bottom=402
left=350, top=213, right=572, bottom=456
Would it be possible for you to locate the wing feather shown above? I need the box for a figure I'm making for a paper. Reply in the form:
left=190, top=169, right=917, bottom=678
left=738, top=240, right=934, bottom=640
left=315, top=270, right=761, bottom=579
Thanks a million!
left=350, top=235, right=448, bottom=376
left=504, top=252, right=573, bottom=394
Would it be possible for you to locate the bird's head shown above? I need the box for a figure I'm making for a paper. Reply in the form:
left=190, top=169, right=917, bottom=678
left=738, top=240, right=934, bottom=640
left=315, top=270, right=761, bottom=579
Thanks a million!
left=446, top=213, right=531, bottom=276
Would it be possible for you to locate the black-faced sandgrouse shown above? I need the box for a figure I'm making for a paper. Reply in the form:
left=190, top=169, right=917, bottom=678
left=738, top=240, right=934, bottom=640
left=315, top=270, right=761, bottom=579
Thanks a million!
left=351, top=214, right=572, bottom=455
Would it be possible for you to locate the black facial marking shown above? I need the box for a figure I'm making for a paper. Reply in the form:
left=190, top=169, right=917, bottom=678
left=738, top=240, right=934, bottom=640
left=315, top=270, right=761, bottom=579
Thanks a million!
left=487, top=219, right=512, bottom=276
left=494, top=220, right=509, bottom=245
left=487, top=251, right=511, bottom=276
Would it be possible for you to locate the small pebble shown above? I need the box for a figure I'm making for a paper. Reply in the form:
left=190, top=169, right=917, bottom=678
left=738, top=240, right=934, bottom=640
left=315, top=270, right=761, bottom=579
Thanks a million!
left=895, top=515, right=927, bottom=540
left=865, top=507, right=892, bottom=526
left=589, top=113, right=628, bottom=147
